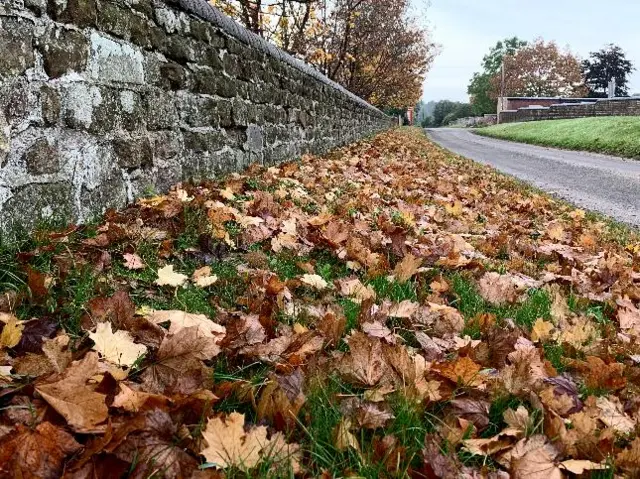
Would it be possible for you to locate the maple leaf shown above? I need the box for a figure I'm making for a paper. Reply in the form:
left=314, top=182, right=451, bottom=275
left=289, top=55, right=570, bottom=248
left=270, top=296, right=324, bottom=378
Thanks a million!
left=500, top=435, right=562, bottom=479
left=112, top=382, right=171, bottom=412
left=338, top=332, right=390, bottom=388
left=362, top=320, right=396, bottom=344
left=122, top=253, right=145, bottom=270
left=300, top=274, right=328, bottom=290
left=477, top=272, right=539, bottom=305
left=596, top=396, right=636, bottom=434
left=337, top=277, right=376, bottom=303
left=146, top=309, right=226, bottom=339
left=334, top=417, right=361, bottom=453
left=200, top=412, right=269, bottom=469
left=393, top=253, right=422, bottom=283
left=35, top=352, right=108, bottom=433
left=530, top=318, right=554, bottom=343
left=433, top=356, right=484, bottom=388
left=141, top=326, right=217, bottom=395
left=155, top=265, right=188, bottom=287
left=89, top=322, right=147, bottom=367
left=0, top=422, right=81, bottom=478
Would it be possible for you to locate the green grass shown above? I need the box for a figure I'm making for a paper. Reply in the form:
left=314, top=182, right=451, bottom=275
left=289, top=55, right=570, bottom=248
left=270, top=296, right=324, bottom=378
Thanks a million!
left=475, top=117, right=640, bottom=159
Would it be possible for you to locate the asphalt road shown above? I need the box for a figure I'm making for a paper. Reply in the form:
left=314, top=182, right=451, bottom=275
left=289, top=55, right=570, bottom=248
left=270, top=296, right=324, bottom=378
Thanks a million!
left=426, top=128, right=640, bottom=226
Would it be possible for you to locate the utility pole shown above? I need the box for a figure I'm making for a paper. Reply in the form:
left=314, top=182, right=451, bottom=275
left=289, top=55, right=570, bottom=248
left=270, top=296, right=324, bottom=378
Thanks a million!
left=608, top=78, right=616, bottom=98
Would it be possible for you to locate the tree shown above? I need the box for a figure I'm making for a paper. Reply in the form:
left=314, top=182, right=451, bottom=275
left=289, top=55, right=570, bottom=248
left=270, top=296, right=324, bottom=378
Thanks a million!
left=431, top=100, right=472, bottom=127
left=495, top=39, right=586, bottom=98
left=582, top=44, right=634, bottom=97
left=467, top=37, right=527, bottom=115
left=213, top=0, right=437, bottom=109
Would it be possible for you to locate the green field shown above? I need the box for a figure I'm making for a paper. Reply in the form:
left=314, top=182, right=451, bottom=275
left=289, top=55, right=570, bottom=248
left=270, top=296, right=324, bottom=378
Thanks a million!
left=475, top=116, right=640, bottom=158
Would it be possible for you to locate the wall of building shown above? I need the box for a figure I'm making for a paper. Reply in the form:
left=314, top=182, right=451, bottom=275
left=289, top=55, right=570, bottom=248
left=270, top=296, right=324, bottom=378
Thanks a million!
left=498, top=97, right=640, bottom=124
left=0, top=0, right=394, bottom=231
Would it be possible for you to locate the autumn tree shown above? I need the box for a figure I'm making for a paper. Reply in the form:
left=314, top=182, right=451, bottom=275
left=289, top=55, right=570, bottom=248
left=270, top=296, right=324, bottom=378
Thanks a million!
left=582, top=44, right=634, bottom=97
left=467, top=37, right=527, bottom=115
left=212, top=0, right=436, bottom=109
left=495, top=39, right=587, bottom=98
left=210, top=0, right=323, bottom=58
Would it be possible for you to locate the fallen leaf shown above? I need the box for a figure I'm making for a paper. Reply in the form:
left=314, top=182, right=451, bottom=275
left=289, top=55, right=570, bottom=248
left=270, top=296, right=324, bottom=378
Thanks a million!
left=200, top=412, right=269, bottom=469
left=155, top=265, right=188, bottom=287
left=0, top=422, right=81, bottom=478
left=192, top=266, right=218, bottom=288
left=530, top=318, right=554, bottom=343
left=123, top=253, right=145, bottom=270
left=35, top=353, right=108, bottom=433
left=89, top=322, right=147, bottom=368
left=300, top=274, right=328, bottom=290
left=0, top=315, right=23, bottom=348
left=393, top=253, right=422, bottom=283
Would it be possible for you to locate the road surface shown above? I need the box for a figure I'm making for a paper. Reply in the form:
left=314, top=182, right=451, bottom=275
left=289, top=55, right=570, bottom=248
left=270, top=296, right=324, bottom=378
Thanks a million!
left=426, top=128, right=640, bottom=226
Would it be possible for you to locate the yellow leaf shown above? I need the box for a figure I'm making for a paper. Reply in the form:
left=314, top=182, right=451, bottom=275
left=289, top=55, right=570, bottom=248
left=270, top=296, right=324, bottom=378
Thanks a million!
left=200, top=412, right=269, bottom=469
left=89, top=322, right=147, bottom=368
left=0, top=315, right=23, bottom=349
left=530, top=318, right=554, bottom=343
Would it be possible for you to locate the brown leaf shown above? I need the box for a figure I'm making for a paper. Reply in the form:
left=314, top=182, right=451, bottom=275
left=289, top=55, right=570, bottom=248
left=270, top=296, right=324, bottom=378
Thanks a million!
left=35, top=352, right=108, bottom=433
left=141, top=327, right=215, bottom=395
left=0, top=422, right=81, bottom=479
left=200, top=412, right=269, bottom=469
left=433, top=356, right=484, bottom=387
left=338, top=332, right=389, bottom=388
left=393, top=253, right=422, bottom=283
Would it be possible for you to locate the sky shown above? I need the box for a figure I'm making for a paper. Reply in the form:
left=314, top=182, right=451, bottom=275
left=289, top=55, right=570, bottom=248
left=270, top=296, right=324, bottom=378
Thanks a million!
left=416, top=0, right=640, bottom=103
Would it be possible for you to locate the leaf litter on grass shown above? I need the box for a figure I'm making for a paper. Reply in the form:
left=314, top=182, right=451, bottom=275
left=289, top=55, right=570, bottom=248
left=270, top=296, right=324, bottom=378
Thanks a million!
left=0, top=128, right=640, bottom=477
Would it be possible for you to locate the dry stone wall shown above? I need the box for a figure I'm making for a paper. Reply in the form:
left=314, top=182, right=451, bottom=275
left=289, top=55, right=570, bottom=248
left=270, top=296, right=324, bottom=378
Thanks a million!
left=0, top=0, right=393, bottom=231
left=498, top=98, right=640, bottom=124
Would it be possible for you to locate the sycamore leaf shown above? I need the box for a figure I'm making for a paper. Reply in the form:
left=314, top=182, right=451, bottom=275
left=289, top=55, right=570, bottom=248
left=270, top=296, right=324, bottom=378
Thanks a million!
left=201, top=412, right=269, bottom=469
left=35, top=353, right=108, bottom=433
left=89, top=322, right=147, bottom=367
left=155, top=265, right=188, bottom=287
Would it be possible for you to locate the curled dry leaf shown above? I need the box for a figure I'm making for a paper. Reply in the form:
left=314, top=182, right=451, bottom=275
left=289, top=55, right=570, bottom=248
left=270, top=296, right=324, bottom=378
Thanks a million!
left=300, top=274, right=328, bottom=290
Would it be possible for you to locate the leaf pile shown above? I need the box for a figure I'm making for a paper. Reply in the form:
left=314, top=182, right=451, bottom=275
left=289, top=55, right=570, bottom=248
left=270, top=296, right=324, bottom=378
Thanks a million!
left=1, top=128, right=640, bottom=477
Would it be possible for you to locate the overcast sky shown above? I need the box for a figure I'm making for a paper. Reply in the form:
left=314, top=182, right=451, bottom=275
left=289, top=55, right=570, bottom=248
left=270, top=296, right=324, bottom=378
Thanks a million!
left=417, top=0, right=640, bottom=103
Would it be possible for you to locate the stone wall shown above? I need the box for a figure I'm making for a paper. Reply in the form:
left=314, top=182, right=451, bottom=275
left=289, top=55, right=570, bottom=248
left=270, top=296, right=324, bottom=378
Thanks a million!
left=498, top=97, right=640, bottom=124
left=0, top=0, right=393, bottom=231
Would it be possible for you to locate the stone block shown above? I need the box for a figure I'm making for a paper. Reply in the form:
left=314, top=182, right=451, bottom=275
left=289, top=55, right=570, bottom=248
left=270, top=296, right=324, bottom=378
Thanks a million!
left=183, top=130, right=225, bottom=153
left=144, top=91, right=178, bottom=130
left=2, top=182, right=76, bottom=228
left=245, top=125, right=263, bottom=152
left=40, top=27, right=89, bottom=79
left=24, top=137, right=59, bottom=175
left=47, top=0, right=97, bottom=28
left=88, top=32, right=145, bottom=84
left=112, top=135, right=152, bottom=169
left=0, top=17, right=35, bottom=80
left=40, top=85, right=61, bottom=126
